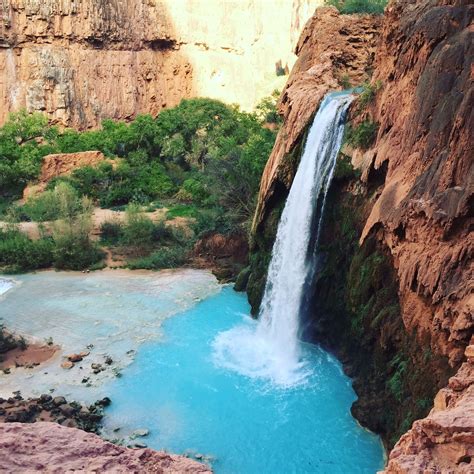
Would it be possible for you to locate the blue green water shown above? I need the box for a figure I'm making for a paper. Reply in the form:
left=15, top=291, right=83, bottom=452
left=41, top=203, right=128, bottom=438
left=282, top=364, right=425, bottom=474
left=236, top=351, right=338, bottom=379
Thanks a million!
left=104, top=286, right=384, bottom=473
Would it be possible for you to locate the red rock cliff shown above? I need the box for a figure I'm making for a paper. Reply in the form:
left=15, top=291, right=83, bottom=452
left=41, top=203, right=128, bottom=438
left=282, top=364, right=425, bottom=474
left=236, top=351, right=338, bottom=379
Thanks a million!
left=251, top=1, right=473, bottom=470
left=366, top=1, right=473, bottom=471
left=0, top=0, right=323, bottom=128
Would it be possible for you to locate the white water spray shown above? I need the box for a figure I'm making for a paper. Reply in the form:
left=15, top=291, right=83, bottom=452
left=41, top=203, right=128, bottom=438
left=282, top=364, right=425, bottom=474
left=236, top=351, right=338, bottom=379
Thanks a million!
left=214, top=92, right=353, bottom=386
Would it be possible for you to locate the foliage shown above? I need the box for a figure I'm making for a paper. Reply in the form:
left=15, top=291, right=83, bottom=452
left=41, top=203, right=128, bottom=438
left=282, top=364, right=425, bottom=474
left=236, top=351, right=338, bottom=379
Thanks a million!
left=255, top=90, right=281, bottom=124
left=333, top=153, right=360, bottom=181
left=346, top=120, right=378, bottom=149
left=51, top=193, right=103, bottom=270
left=327, top=0, right=387, bottom=14
left=0, top=227, right=54, bottom=271
left=0, top=111, right=57, bottom=196
left=100, top=220, right=123, bottom=244
left=1, top=95, right=278, bottom=251
left=357, top=80, right=382, bottom=110
left=0, top=187, right=104, bottom=272
left=166, top=204, right=201, bottom=219
left=21, top=182, right=82, bottom=222
left=127, top=246, right=189, bottom=270
left=340, top=74, right=352, bottom=90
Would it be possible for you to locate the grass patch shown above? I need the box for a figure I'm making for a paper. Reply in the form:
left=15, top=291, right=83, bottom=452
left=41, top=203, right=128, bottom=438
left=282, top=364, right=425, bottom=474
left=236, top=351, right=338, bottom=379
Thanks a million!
left=166, top=204, right=200, bottom=219
left=127, top=246, right=189, bottom=270
left=346, top=120, right=378, bottom=150
left=327, top=0, right=387, bottom=14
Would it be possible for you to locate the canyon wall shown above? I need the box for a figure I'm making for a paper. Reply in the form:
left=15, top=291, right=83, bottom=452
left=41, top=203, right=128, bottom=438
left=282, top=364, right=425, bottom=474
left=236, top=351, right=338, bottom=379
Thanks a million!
left=0, top=0, right=322, bottom=129
left=248, top=0, right=473, bottom=469
left=248, top=6, right=381, bottom=312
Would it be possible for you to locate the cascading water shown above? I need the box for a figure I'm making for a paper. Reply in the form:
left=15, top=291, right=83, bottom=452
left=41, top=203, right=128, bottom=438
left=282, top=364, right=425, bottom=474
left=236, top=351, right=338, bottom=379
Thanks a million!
left=213, top=91, right=354, bottom=386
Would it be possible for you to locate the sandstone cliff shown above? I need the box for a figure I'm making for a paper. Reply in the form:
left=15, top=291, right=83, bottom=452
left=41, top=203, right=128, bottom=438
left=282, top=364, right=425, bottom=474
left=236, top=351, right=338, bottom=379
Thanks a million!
left=248, top=0, right=473, bottom=470
left=0, top=422, right=211, bottom=473
left=384, top=354, right=474, bottom=473
left=248, top=6, right=381, bottom=312
left=0, top=0, right=322, bottom=129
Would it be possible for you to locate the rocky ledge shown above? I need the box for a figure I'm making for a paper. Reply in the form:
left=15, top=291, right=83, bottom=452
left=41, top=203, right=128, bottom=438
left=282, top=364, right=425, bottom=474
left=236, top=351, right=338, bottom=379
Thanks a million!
left=384, top=347, right=474, bottom=473
left=0, top=393, right=109, bottom=433
left=0, top=422, right=211, bottom=473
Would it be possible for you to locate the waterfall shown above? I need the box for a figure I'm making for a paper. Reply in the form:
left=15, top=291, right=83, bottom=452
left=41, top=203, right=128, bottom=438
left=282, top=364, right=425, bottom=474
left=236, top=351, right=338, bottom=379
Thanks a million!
left=213, top=91, right=353, bottom=386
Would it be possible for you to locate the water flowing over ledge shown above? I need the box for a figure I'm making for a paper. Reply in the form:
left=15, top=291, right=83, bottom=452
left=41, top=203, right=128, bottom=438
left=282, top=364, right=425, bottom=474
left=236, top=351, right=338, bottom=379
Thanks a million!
left=213, top=92, right=353, bottom=387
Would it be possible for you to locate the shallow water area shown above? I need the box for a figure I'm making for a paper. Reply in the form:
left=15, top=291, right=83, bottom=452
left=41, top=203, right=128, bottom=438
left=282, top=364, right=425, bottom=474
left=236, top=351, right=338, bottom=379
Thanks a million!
left=1, top=271, right=384, bottom=473
left=0, top=269, right=219, bottom=400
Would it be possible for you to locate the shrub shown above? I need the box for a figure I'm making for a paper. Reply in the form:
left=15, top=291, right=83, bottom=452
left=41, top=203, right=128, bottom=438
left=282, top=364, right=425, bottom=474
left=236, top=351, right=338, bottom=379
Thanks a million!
left=255, top=90, right=282, bottom=125
left=346, top=120, right=378, bottom=149
left=127, top=246, right=189, bottom=270
left=0, top=228, right=54, bottom=271
left=121, top=204, right=156, bottom=250
left=358, top=80, right=383, bottom=110
left=52, top=234, right=103, bottom=270
left=166, top=204, right=200, bottom=219
left=175, top=178, right=209, bottom=204
left=51, top=195, right=103, bottom=270
left=22, top=182, right=82, bottom=222
left=100, top=220, right=123, bottom=244
left=334, top=153, right=361, bottom=180
left=327, top=0, right=387, bottom=14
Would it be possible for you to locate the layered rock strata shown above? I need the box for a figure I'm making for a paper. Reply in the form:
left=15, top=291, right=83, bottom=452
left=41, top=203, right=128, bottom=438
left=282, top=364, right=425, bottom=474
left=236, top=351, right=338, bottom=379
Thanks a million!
left=0, top=0, right=322, bottom=128
left=0, top=422, right=211, bottom=473
left=384, top=350, right=474, bottom=473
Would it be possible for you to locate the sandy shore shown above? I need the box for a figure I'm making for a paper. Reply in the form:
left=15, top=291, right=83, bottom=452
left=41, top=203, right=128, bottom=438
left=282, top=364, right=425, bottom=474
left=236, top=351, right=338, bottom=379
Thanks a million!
left=0, top=342, right=59, bottom=371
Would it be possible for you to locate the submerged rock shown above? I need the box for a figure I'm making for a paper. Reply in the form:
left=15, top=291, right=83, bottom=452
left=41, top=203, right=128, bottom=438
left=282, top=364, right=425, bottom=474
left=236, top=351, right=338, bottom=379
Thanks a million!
left=132, top=428, right=149, bottom=438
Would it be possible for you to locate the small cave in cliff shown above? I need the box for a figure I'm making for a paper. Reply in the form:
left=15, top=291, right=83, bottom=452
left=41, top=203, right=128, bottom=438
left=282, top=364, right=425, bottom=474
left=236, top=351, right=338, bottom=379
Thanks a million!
left=367, top=158, right=388, bottom=193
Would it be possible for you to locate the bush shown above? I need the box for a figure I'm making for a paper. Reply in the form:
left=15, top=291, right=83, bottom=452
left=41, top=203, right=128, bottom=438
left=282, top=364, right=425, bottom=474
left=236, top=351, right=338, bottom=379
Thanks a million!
left=100, top=220, right=123, bottom=244
left=346, top=120, right=378, bottom=149
left=51, top=195, right=103, bottom=270
left=334, top=153, right=361, bottom=180
left=22, top=183, right=83, bottom=222
left=52, top=234, right=103, bottom=270
left=127, top=246, right=189, bottom=270
left=0, top=228, right=54, bottom=271
left=166, top=204, right=200, bottom=219
left=121, top=205, right=156, bottom=250
left=327, top=0, right=387, bottom=14
left=357, top=81, right=383, bottom=110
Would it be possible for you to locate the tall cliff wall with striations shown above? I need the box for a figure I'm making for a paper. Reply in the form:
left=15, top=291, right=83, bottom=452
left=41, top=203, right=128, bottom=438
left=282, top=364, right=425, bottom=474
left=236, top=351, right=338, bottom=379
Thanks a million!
left=0, top=0, right=322, bottom=129
left=248, top=6, right=381, bottom=312
left=248, top=0, right=473, bottom=470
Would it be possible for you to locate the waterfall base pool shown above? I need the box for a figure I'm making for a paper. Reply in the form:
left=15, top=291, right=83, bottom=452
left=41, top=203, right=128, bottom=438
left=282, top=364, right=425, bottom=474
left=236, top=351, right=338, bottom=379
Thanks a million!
left=1, top=272, right=384, bottom=473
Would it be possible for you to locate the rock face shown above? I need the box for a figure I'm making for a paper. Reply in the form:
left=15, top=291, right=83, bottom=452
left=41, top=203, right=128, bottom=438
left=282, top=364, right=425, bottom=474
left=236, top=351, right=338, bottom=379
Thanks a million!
left=249, top=0, right=473, bottom=470
left=252, top=6, right=381, bottom=233
left=193, top=232, right=249, bottom=282
left=384, top=356, right=474, bottom=473
left=0, top=0, right=322, bottom=128
left=0, top=422, right=211, bottom=473
left=248, top=6, right=381, bottom=312
left=362, top=0, right=473, bottom=371
left=23, top=150, right=107, bottom=198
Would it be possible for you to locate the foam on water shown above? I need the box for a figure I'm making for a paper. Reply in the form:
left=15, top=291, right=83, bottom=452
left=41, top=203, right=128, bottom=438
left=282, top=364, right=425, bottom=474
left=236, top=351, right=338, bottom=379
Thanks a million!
left=1, top=272, right=384, bottom=472
left=103, top=286, right=385, bottom=473
left=0, top=277, right=16, bottom=298
left=213, top=92, right=353, bottom=386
